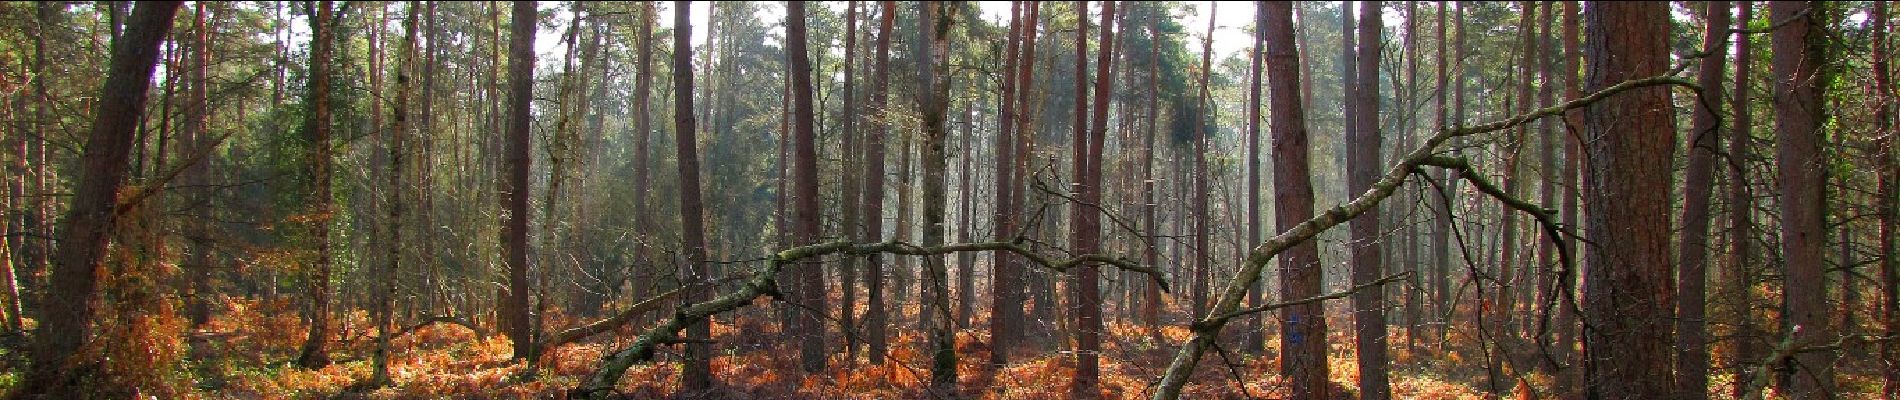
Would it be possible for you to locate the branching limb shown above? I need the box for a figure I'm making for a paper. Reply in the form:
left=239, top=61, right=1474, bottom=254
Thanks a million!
left=391, top=315, right=488, bottom=339
left=1148, top=73, right=1695, bottom=400
left=1203, top=272, right=1412, bottom=325
left=537, top=287, right=683, bottom=351
left=571, top=239, right=1163, bottom=398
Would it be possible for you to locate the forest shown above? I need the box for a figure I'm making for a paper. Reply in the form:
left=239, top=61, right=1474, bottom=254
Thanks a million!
left=0, top=0, right=1894, bottom=399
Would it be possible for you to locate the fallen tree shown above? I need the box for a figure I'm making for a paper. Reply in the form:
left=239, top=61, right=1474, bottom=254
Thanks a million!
left=1147, top=74, right=1695, bottom=400
left=570, top=240, right=1166, bottom=398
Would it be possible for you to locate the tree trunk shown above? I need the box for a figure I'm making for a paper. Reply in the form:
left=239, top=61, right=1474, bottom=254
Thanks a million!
left=785, top=1, right=828, bottom=374
left=500, top=0, right=537, bottom=364
left=1191, top=1, right=1215, bottom=321
left=839, top=0, right=862, bottom=361
left=672, top=1, right=715, bottom=391
left=1674, top=3, right=1727, bottom=399
left=1580, top=2, right=1675, bottom=398
left=1071, top=2, right=1114, bottom=397
left=914, top=2, right=958, bottom=394
left=16, top=1, right=179, bottom=395
left=1432, top=0, right=1454, bottom=346
left=1771, top=1, right=1831, bottom=395
left=1264, top=2, right=1329, bottom=398
left=1555, top=1, right=1584, bottom=396
left=863, top=0, right=896, bottom=365
left=990, top=0, right=1024, bottom=366
left=1244, top=0, right=1267, bottom=355
left=1140, top=5, right=1162, bottom=333
left=1349, top=3, right=1389, bottom=399
left=1873, top=1, right=1898, bottom=396
left=371, top=3, right=419, bottom=387
left=295, top=0, right=337, bottom=370
left=632, top=1, right=655, bottom=312
left=1727, top=3, right=1759, bottom=397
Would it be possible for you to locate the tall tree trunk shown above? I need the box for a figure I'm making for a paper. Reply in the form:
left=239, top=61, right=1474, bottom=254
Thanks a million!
left=1771, top=1, right=1832, bottom=395
left=995, top=0, right=1026, bottom=365
left=785, top=1, right=828, bottom=374
left=1432, top=0, right=1454, bottom=345
left=1579, top=2, right=1675, bottom=398
left=1071, top=2, right=1114, bottom=397
left=632, top=1, right=655, bottom=309
left=863, top=0, right=896, bottom=365
left=1400, top=0, right=1422, bottom=356
left=839, top=0, right=862, bottom=361
left=1014, top=1, right=1043, bottom=346
left=914, top=2, right=958, bottom=394
left=500, top=0, right=537, bottom=364
left=1244, top=0, right=1268, bottom=356
left=1191, top=1, right=1215, bottom=321
left=1554, top=1, right=1584, bottom=395
left=1873, top=1, right=1899, bottom=396
left=1264, top=2, right=1329, bottom=398
left=672, top=1, right=715, bottom=391
left=1727, top=3, right=1759, bottom=396
left=1675, top=2, right=1728, bottom=399
left=372, top=3, right=420, bottom=387
left=1349, top=3, right=1390, bottom=399
left=180, top=2, right=215, bottom=330
left=16, top=1, right=179, bottom=396
left=295, top=0, right=338, bottom=370
left=990, top=0, right=1024, bottom=366
left=1140, top=5, right=1162, bottom=333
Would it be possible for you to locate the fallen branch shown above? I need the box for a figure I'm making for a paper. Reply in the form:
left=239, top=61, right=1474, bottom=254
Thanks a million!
left=391, top=315, right=487, bottom=339
left=537, top=287, right=683, bottom=351
left=1148, top=73, right=1695, bottom=400
left=571, top=239, right=1164, bottom=398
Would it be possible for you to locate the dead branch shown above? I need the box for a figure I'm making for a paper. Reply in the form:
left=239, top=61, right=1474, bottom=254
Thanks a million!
left=1148, top=73, right=1695, bottom=400
left=570, top=239, right=1165, bottom=398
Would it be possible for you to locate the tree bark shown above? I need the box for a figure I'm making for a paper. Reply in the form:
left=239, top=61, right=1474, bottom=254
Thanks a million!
left=295, top=0, right=337, bottom=370
left=1071, top=2, right=1114, bottom=397
left=990, top=0, right=1024, bottom=366
left=862, top=0, right=896, bottom=365
left=1580, top=2, right=1676, bottom=398
left=785, top=1, right=828, bottom=374
left=1727, top=3, right=1760, bottom=397
left=1771, top=1, right=1832, bottom=395
left=839, top=0, right=862, bottom=360
left=1266, top=2, right=1328, bottom=398
left=372, top=2, right=420, bottom=387
left=500, top=0, right=537, bottom=364
left=1349, top=3, right=1390, bottom=399
left=1244, top=0, right=1268, bottom=356
left=632, top=1, right=655, bottom=309
left=1675, top=3, right=1728, bottom=399
left=915, top=3, right=958, bottom=393
left=15, top=1, right=179, bottom=396
left=672, top=1, right=715, bottom=391
left=1191, top=1, right=1216, bottom=321
left=1555, top=1, right=1584, bottom=395
left=1873, top=1, right=1899, bottom=396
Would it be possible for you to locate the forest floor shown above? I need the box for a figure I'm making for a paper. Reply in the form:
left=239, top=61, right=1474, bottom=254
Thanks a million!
left=0, top=295, right=1886, bottom=399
